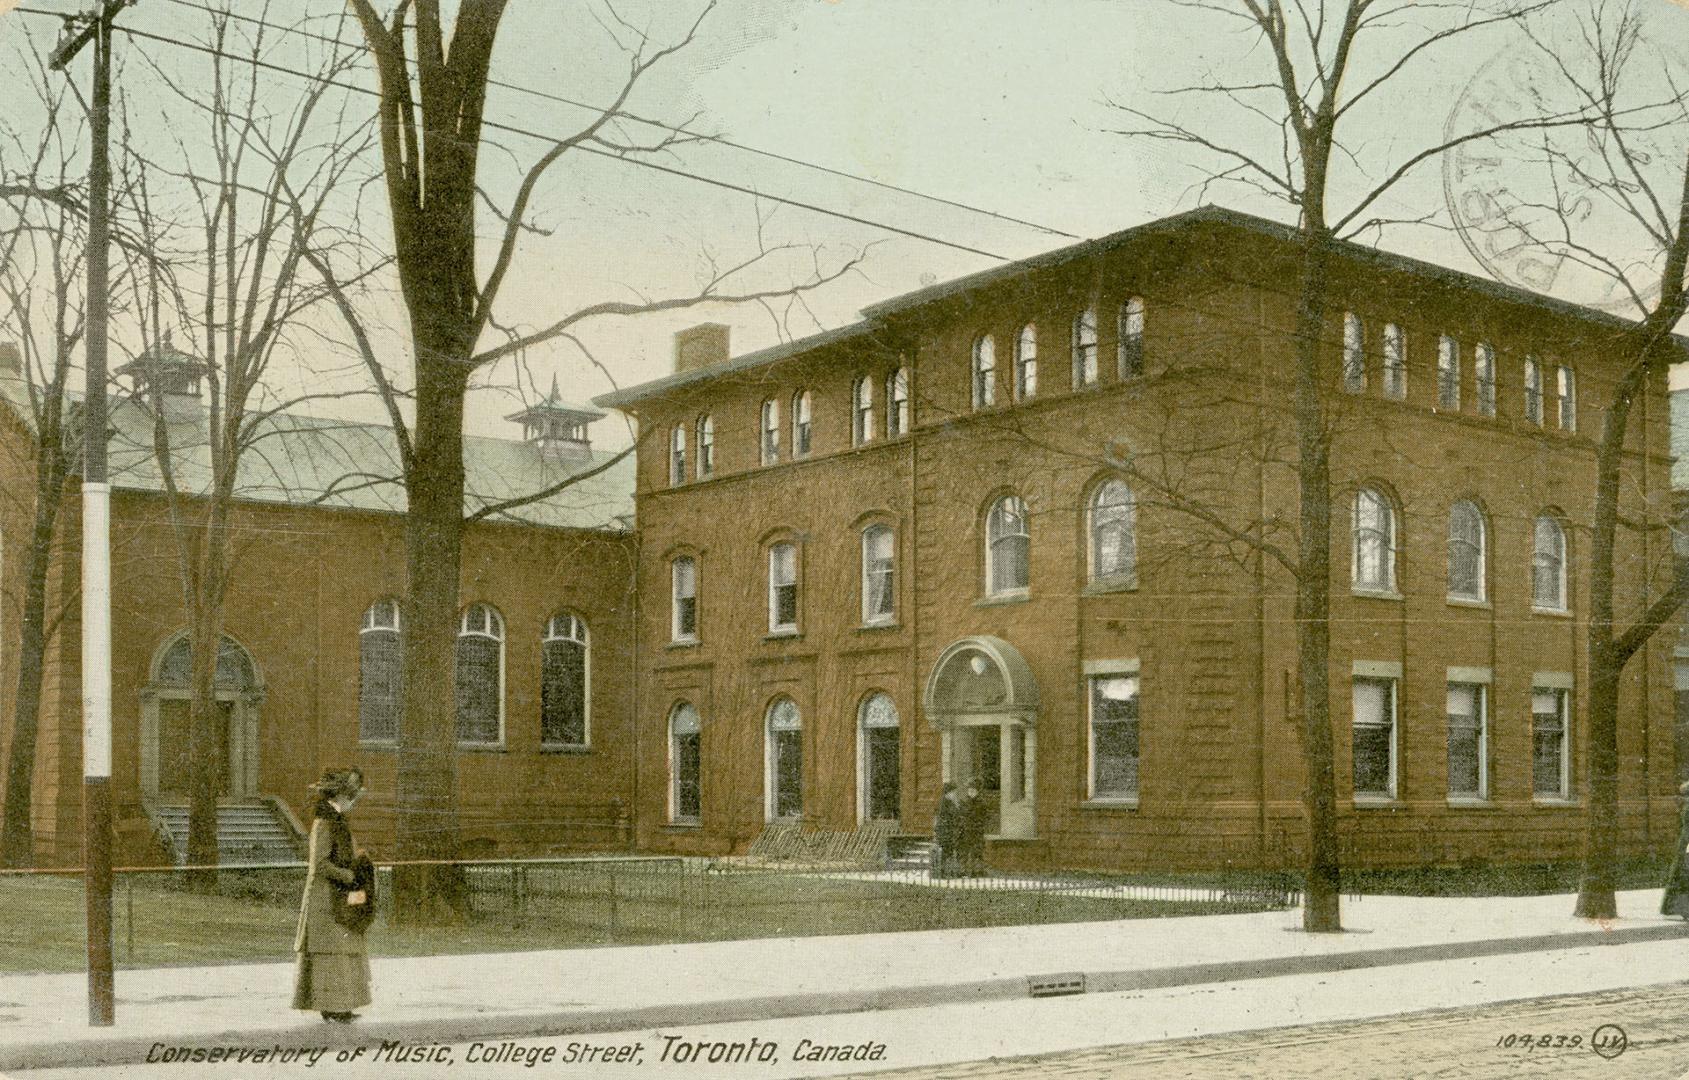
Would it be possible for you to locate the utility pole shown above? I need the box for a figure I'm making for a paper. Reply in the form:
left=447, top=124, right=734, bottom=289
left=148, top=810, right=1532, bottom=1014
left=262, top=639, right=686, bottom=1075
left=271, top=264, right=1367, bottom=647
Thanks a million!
left=50, top=0, right=135, bottom=1029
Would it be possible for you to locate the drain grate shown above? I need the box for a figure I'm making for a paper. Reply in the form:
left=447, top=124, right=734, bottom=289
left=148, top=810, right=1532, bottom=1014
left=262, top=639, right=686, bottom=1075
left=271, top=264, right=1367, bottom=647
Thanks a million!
left=1027, top=972, right=1086, bottom=998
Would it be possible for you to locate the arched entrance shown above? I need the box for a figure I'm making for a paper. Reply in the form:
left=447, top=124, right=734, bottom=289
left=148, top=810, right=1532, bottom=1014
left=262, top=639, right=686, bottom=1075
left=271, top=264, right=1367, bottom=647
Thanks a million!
left=924, top=636, right=1039, bottom=840
left=139, top=633, right=265, bottom=801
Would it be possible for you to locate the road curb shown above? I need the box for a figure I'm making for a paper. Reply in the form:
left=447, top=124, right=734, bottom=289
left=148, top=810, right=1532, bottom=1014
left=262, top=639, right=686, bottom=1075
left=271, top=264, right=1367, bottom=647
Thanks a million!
left=4, top=922, right=1682, bottom=1072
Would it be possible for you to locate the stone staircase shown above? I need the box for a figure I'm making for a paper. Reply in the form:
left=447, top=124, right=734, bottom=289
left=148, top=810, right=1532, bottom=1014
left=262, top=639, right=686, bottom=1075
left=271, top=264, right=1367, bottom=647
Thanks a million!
left=150, top=801, right=303, bottom=866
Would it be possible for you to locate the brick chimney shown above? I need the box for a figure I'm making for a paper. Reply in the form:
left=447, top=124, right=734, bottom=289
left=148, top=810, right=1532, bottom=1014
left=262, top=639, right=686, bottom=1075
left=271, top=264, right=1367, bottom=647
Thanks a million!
left=673, top=324, right=730, bottom=374
left=0, top=341, right=20, bottom=376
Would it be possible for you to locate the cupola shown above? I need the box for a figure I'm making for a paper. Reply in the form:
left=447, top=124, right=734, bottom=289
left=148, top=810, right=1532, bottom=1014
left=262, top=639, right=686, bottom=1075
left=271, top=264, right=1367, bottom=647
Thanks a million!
left=116, top=331, right=207, bottom=422
left=507, top=375, right=603, bottom=463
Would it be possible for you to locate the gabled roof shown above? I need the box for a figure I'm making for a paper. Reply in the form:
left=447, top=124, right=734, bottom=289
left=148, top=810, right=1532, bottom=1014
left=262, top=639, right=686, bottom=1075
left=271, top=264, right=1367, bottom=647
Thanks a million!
left=0, top=380, right=633, bottom=531
left=596, top=204, right=1684, bottom=411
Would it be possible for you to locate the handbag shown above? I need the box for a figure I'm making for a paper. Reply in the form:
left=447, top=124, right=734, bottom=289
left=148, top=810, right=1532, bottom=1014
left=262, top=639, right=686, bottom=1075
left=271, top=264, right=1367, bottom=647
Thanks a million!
left=332, top=854, right=377, bottom=933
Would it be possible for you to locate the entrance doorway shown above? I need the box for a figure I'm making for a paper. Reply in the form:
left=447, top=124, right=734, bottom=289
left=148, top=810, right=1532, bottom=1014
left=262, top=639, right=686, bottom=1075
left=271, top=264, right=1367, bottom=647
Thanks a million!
left=156, top=700, right=235, bottom=797
left=924, top=637, right=1040, bottom=840
left=140, top=633, right=264, bottom=802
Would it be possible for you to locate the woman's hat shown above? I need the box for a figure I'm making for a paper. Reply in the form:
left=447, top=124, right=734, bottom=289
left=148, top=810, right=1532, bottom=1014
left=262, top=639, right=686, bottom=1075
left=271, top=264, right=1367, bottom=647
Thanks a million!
left=310, top=767, right=364, bottom=799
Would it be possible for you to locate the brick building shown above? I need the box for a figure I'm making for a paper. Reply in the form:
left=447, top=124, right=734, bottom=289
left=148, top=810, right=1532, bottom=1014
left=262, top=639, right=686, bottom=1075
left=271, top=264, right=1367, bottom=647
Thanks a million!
left=600, top=206, right=1681, bottom=872
left=0, top=347, right=638, bottom=866
left=1, top=205, right=1680, bottom=873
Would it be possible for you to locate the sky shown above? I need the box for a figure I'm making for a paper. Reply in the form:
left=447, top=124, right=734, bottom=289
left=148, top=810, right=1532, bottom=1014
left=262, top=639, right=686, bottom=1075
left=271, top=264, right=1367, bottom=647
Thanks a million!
left=2, top=0, right=1687, bottom=448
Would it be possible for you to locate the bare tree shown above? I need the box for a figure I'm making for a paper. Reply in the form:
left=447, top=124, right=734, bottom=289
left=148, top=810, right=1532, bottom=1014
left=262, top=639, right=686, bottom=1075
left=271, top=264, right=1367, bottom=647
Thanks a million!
left=114, top=3, right=376, bottom=878
left=1469, top=2, right=1689, bottom=917
left=321, top=0, right=864, bottom=921
left=0, top=51, right=91, bottom=868
left=1113, top=0, right=1592, bottom=930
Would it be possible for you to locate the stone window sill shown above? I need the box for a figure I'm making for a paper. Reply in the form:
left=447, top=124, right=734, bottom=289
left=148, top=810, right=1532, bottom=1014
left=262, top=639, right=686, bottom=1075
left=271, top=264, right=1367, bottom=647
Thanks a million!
left=1082, top=797, right=1139, bottom=810
left=1351, top=588, right=1403, bottom=602
left=1446, top=596, right=1491, bottom=610
left=540, top=744, right=592, bottom=755
left=1532, top=607, right=1573, bottom=619
left=763, top=629, right=802, bottom=642
left=1353, top=796, right=1401, bottom=809
left=976, top=592, right=1030, bottom=608
left=1445, top=796, right=1493, bottom=809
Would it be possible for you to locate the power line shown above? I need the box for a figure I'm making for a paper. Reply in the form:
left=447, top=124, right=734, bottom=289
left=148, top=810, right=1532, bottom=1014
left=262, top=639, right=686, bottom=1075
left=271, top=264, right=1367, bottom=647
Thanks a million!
left=11, top=3, right=1053, bottom=263
left=152, top=0, right=1083, bottom=242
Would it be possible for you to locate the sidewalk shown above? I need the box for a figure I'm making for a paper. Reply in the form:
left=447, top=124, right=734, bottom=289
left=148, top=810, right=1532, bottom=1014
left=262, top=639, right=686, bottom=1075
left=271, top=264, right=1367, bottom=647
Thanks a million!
left=0, top=888, right=1681, bottom=1071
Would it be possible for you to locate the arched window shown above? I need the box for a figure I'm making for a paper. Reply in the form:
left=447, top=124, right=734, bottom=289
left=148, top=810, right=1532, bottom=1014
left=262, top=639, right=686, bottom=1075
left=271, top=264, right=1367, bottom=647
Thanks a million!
left=972, top=334, right=996, bottom=410
left=862, top=524, right=896, bottom=625
left=359, top=599, right=402, bottom=743
left=768, top=542, right=798, bottom=633
left=1437, top=335, right=1460, bottom=411
left=1072, top=308, right=1098, bottom=388
left=1475, top=342, right=1497, bottom=416
left=541, top=612, right=588, bottom=748
left=1014, top=324, right=1038, bottom=400
left=1532, top=515, right=1567, bottom=612
left=669, top=702, right=702, bottom=823
left=1382, top=323, right=1406, bottom=400
left=858, top=693, right=900, bottom=823
left=671, top=556, right=698, bottom=642
left=765, top=697, right=803, bottom=821
left=696, top=414, right=715, bottom=478
left=760, top=398, right=781, bottom=464
left=887, top=366, right=910, bottom=437
left=1088, top=479, right=1137, bottom=586
left=1447, top=501, right=1486, bottom=602
left=1342, top=312, right=1365, bottom=392
left=668, top=425, right=687, bottom=486
left=1118, top=297, right=1145, bottom=379
left=455, top=603, right=504, bottom=745
left=793, top=390, right=813, bottom=457
left=1352, top=487, right=1396, bottom=594
left=986, top=494, right=1030, bottom=596
left=1556, top=365, right=1576, bottom=432
left=852, top=377, right=874, bottom=446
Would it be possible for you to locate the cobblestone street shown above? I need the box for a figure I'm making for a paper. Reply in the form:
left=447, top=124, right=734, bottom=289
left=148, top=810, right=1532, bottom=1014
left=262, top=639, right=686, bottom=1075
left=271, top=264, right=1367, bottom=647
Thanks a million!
left=847, top=984, right=1689, bottom=1080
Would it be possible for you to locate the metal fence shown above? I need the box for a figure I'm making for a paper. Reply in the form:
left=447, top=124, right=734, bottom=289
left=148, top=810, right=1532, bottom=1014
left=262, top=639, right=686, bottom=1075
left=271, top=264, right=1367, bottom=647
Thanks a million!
left=0, top=854, right=1297, bottom=972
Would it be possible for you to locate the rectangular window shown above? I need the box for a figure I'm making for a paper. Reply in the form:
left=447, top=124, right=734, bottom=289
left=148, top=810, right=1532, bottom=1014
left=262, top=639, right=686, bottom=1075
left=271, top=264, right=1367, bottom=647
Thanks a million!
left=1446, top=683, right=1486, bottom=799
left=1524, top=356, right=1543, bottom=425
left=1342, top=312, right=1365, bottom=392
left=760, top=399, right=780, bottom=464
left=1532, top=687, right=1570, bottom=799
left=671, top=558, right=697, bottom=642
left=1383, top=323, right=1406, bottom=400
left=1437, top=335, right=1460, bottom=411
left=1556, top=366, right=1576, bottom=432
left=1118, top=298, right=1145, bottom=380
left=1352, top=676, right=1396, bottom=799
left=1475, top=342, right=1497, bottom=417
left=1089, top=674, right=1140, bottom=800
left=768, top=543, right=798, bottom=633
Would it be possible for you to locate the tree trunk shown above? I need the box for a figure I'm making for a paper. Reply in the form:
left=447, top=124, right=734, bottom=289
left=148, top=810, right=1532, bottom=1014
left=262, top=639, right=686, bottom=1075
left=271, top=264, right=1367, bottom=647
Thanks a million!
left=1291, top=232, right=1342, bottom=933
left=1575, top=643, right=1621, bottom=918
left=390, top=346, right=471, bottom=923
left=0, top=462, right=66, bottom=867
left=1575, top=344, right=1645, bottom=920
left=184, top=611, right=223, bottom=887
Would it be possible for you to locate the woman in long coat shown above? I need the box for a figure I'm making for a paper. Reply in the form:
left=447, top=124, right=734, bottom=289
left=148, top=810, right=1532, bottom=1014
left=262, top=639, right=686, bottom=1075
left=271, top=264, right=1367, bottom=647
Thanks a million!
left=1662, top=780, right=1689, bottom=919
left=293, top=767, right=372, bottom=1021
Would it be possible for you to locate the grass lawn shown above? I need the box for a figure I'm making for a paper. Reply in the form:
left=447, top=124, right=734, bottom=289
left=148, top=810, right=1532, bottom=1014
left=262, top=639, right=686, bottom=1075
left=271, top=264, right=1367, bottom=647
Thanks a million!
left=0, top=867, right=1267, bottom=974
